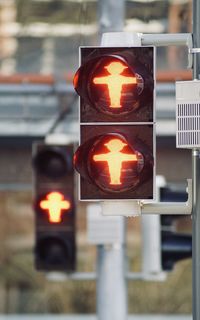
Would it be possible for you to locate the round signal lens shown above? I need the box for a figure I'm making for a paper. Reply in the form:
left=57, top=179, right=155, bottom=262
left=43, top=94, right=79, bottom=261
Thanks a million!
left=88, top=57, right=144, bottom=116
left=34, top=149, right=70, bottom=179
left=39, top=192, right=71, bottom=223
left=87, top=134, right=144, bottom=193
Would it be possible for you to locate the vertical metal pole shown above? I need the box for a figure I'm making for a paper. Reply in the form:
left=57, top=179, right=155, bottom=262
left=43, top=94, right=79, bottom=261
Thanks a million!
left=96, top=205, right=128, bottom=320
left=97, top=0, right=125, bottom=36
left=192, top=149, right=200, bottom=320
left=192, top=1, right=200, bottom=320
left=96, top=2, right=126, bottom=320
left=97, top=243, right=127, bottom=320
left=193, top=0, right=200, bottom=79
left=96, top=205, right=127, bottom=320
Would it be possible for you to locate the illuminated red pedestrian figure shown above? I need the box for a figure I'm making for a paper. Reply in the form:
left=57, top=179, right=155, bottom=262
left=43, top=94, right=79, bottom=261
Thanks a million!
left=93, top=139, right=137, bottom=185
left=93, top=61, right=137, bottom=108
left=40, top=192, right=71, bottom=223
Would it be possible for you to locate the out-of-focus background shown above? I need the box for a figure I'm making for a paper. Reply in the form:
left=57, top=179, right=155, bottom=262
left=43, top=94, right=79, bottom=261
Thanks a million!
left=0, top=0, right=192, bottom=315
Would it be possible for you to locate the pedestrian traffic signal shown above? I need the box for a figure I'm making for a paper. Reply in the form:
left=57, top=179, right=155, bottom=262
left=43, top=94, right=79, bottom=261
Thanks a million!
left=73, top=46, right=155, bottom=200
left=74, top=47, right=154, bottom=123
left=39, top=191, right=71, bottom=223
left=93, top=61, right=137, bottom=108
left=160, top=185, right=192, bottom=271
left=33, top=142, right=76, bottom=272
left=74, top=125, right=154, bottom=200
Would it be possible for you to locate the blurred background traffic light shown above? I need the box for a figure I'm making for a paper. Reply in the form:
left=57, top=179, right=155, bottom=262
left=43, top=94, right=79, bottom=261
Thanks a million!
left=160, top=185, right=192, bottom=271
left=142, top=179, right=192, bottom=276
left=32, top=142, right=76, bottom=272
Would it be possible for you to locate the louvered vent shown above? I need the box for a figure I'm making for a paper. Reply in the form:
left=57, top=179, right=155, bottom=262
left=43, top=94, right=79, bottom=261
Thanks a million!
left=176, top=81, right=200, bottom=148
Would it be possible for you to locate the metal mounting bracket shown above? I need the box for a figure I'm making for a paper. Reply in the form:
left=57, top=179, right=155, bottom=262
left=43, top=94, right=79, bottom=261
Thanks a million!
left=101, top=179, right=192, bottom=217
left=101, top=32, right=193, bottom=68
left=141, top=33, right=193, bottom=69
left=141, top=179, right=192, bottom=215
left=189, top=48, right=200, bottom=53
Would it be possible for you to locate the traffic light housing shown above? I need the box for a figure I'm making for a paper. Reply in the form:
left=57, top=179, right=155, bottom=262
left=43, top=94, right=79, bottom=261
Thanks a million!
left=74, top=46, right=155, bottom=200
left=74, top=47, right=154, bottom=123
left=75, top=126, right=154, bottom=199
left=160, top=185, right=192, bottom=271
left=32, top=142, right=76, bottom=272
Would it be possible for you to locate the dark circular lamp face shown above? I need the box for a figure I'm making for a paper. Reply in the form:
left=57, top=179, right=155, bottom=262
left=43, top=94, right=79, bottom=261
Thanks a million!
left=88, top=56, right=144, bottom=116
left=34, top=150, right=69, bottom=178
left=36, top=237, right=71, bottom=265
left=87, top=134, right=144, bottom=193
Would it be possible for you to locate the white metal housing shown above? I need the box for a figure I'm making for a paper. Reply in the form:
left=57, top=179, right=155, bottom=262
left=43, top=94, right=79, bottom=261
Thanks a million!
left=87, top=204, right=125, bottom=244
left=176, top=80, right=200, bottom=148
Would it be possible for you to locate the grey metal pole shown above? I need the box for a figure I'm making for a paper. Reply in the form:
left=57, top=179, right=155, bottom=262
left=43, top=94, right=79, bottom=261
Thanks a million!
left=96, top=2, right=127, bottom=320
left=192, top=150, right=200, bottom=320
left=96, top=206, right=127, bottom=320
left=192, top=1, right=200, bottom=320
left=97, top=244, right=127, bottom=320
left=97, top=0, right=125, bottom=36
left=193, top=0, right=200, bottom=79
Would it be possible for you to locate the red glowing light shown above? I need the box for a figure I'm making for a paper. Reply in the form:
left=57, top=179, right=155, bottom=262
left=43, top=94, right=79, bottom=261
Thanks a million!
left=73, top=70, right=79, bottom=89
left=40, top=192, right=71, bottom=223
left=93, top=138, right=137, bottom=185
left=93, top=61, right=137, bottom=109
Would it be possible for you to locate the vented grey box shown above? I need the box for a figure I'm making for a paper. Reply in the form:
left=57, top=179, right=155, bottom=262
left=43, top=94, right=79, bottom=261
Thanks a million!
left=176, top=80, right=200, bottom=148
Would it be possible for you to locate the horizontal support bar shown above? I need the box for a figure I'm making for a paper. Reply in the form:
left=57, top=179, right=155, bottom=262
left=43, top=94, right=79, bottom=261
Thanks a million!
left=102, top=180, right=192, bottom=217
left=0, top=183, right=32, bottom=191
left=46, top=272, right=97, bottom=282
left=127, top=272, right=166, bottom=281
left=189, top=48, right=200, bottom=53
left=141, top=33, right=192, bottom=47
left=141, top=33, right=193, bottom=68
left=141, top=179, right=192, bottom=215
left=46, top=271, right=167, bottom=281
left=0, top=83, right=74, bottom=95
